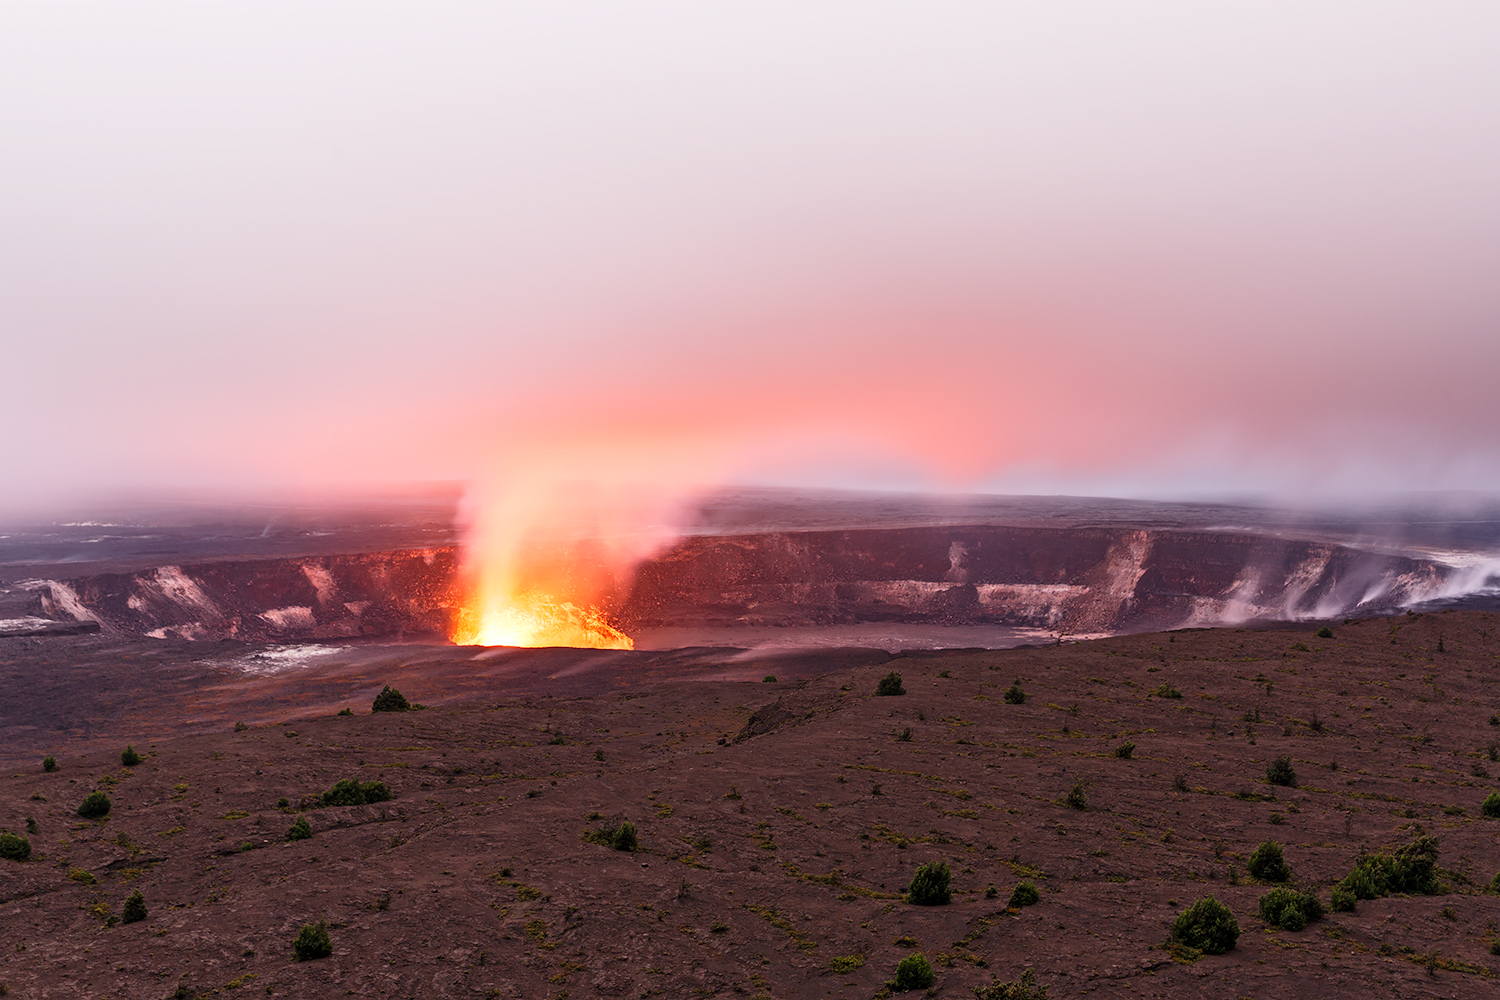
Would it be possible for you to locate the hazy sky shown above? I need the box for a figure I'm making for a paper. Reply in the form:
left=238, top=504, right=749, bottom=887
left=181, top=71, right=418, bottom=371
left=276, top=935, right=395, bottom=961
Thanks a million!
left=4, top=2, right=1499, bottom=513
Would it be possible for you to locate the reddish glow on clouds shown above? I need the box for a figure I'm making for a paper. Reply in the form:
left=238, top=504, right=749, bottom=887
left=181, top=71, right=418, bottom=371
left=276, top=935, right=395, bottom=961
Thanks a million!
left=2, top=2, right=1499, bottom=527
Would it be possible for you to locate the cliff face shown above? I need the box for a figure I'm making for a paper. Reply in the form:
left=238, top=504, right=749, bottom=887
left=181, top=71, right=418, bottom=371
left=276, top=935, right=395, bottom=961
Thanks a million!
left=23, top=526, right=1451, bottom=642
left=619, top=526, right=1450, bottom=634
left=31, top=548, right=459, bottom=642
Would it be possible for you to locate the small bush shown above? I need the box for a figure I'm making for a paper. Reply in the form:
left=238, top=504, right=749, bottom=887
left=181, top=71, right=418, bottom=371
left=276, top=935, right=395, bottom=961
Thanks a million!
left=829, top=954, right=865, bottom=973
left=1257, top=887, right=1324, bottom=931
left=1482, top=792, right=1500, bottom=818
left=584, top=819, right=638, bottom=851
left=371, top=685, right=410, bottom=713
left=320, top=779, right=392, bottom=807
left=876, top=672, right=905, bottom=697
left=1315, top=626, right=1333, bottom=639
left=1335, top=835, right=1439, bottom=901
left=762, top=675, right=777, bottom=683
left=1008, top=881, right=1039, bottom=908
left=42, top=756, right=57, bottom=773
left=892, top=953, right=935, bottom=991
left=1171, top=896, right=1240, bottom=955
left=336, top=707, right=353, bottom=716
left=1266, top=756, right=1297, bottom=787
left=1064, top=780, right=1087, bottom=811
left=291, top=921, right=332, bottom=961
left=0, top=833, right=31, bottom=862
left=120, top=745, right=142, bottom=767
left=907, top=860, right=952, bottom=905
left=121, top=890, right=147, bottom=924
left=896, top=726, right=913, bottom=742
left=1330, top=885, right=1356, bottom=912
left=972, top=968, right=1049, bottom=1000
left=1153, top=681, right=1182, bottom=699
left=1247, top=841, right=1291, bottom=883
left=76, top=791, right=111, bottom=819
left=1114, top=742, right=1135, bottom=759
left=1003, top=684, right=1027, bottom=704
left=286, top=815, right=312, bottom=841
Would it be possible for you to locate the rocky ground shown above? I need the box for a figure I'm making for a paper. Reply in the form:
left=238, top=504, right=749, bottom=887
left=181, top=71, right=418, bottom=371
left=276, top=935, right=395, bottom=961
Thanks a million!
left=2, top=611, right=1500, bottom=998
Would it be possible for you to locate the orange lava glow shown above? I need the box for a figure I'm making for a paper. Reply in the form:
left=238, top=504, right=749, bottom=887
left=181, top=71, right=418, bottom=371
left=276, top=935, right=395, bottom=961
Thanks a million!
left=449, top=589, right=634, bottom=649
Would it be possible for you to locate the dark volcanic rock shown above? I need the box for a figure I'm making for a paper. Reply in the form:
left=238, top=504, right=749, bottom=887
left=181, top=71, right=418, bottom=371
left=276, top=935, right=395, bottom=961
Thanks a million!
left=11, top=525, right=1460, bottom=643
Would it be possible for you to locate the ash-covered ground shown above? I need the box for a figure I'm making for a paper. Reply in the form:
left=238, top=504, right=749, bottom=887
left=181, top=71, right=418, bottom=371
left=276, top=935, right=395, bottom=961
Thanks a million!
left=3, top=613, right=1500, bottom=999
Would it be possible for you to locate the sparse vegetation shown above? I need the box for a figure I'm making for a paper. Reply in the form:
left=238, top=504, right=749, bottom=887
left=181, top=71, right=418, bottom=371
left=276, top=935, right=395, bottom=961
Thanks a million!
left=1153, top=681, right=1182, bottom=699
left=584, top=819, right=638, bottom=851
left=121, top=890, right=147, bottom=924
left=1315, top=626, right=1333, bottom=638
left=291, top=921, right=332, bottom=961
left=1482, top=792, right=1500, bottom=818
left=371, top=685, right=410, bottom=712
left=1064, top=780, right=1088, bottom=811
left=0, top=833, right=31, bottom=862
left=1114, top=742, right=1135, bottom=759
left=892, top=953, right=935, bottom=991
left=1004, top=683, right=1027, bottom=704
left=320, top=778, right=392, bottom=807
left=42, top=756, right=57, bottom=773
left=1008, top=881, right=1039, bottom=908
left=120, top=745, right=142, bottom=766
left=337, top=707, right=353, bottom=716
left=1257, top=887, right=1324, bottom=931
left=1171, top=896, right=1240, bottom=955
left=76, top=791, right=111, bottom=819
left=1335, top=835, right=1440, bottom=902
left=829, top=954, right=865, bottom=973
left=286, top=815, right=312, bottom=841
left=906, top=860, right=952, bottom=905
left=876, top=672, right=906, bottom=697
left=972, top=968, right=1049, bottom=1000
left=1265, top=756, right=1297, bottom=787
left=1247, top=841, right=1291, bottom=883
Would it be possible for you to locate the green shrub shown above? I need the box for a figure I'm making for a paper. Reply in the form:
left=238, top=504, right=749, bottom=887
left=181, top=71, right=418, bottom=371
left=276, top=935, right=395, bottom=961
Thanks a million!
left=1008, top=881, right=1039, bottom=908
left=76, top=791, right=111, bottom=819
left=1171, top=896, right=1240, bottom=955
left=286, top=815, right=312, bottom=841
left=1247, top=841, right=1291, bottom=883
left=336, top=707, right=354, bottom=716
left=972, top=968, right=1049, bottom=1000
left=0, top=833, right=31, bottom=862
left=584, top=819, right=638, bottom=851
left=319, top=778, right=392, bottom=807
left=1491, top=871, right=1500, bottom=894
left=1114, top=742, right=1135, bottom=759
left=829, top=954, right=865, bottom=973
left=1257, top=887, right=1324, bottom=931
left=1330, top=886, right=1357, bottom=912
left=1153, top=681, right=1182, bottom=699
left=876, top=671, right=905, bottom=697
left=1315, top=626, right=1333, bottom=639
left=1265, top=756, right=1297, bottom=787
left=762, top=675, right=777, bottom=683
left=1482, top=792, right=1500, bottom=818
left=291, top=921, right=332, bottom=961
left=42, top=756, right=57, bottom=773
left=121, top=890, right=147, bottom=924
left=907, top=860, right=952, bottom=905
left=1335, top=836, right=1440, bottom=901
left=1064, top=780, right=1087, bottom=811
left=120, top=745, right=142, bottom=767
left=1003, top=684, right=1027, bottom=704
left=371, top=685, right=410, bottom=712
left=892, top=952, right=935, bottom=991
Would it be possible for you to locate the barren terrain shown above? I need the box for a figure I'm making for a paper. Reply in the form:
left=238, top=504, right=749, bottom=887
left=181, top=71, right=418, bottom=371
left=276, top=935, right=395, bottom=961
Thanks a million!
left=3, top=611, right=1500, bottom=998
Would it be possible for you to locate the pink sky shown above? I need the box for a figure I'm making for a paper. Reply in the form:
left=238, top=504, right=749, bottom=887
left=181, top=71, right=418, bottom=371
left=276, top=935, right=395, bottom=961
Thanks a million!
left=3, top=3, right=1499, bottom=514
